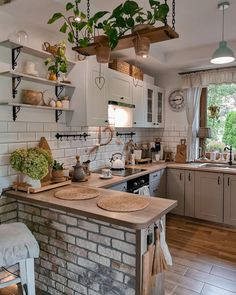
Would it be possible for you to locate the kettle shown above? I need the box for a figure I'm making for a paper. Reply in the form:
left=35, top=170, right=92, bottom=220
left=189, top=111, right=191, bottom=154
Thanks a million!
left=73, top=156, right=86, bottom=182
left=110, top=153, right=125, bottom=170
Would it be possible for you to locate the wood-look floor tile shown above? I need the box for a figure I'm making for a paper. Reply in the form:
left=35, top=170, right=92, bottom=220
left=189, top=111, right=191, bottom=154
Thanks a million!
left=201, top=284, right=236, bottom=295
left=168, top=262, right=188, bottom=275
left=172, top=286, right=200, bottom=295
left=210, top=265, right=236, bottom=282
left=170, top=248, right=213, bottom=273
left=165, top=280, right=177, bottom=295
left=185, top=268, right=236, bottom=292
left=165, top=270, right=204, bottom=293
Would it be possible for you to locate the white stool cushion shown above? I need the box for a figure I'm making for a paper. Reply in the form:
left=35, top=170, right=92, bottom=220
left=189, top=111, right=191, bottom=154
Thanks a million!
left=0, top=222, right=39, bottom=267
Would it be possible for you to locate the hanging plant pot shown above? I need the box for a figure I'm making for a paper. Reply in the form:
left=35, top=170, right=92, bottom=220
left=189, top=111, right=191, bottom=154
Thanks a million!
left=94, top=36, right=111, bottom=63
left=132, top=24, right=154, bottom=34
left=133, top=36, right=151, bottom=57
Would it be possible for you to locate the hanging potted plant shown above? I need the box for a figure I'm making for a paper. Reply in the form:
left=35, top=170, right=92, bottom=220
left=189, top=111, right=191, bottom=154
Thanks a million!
left=44, top=41, right=68, bottom=81
left=208, top=105, right=220, bottom=119
left=10, top=147, right=53, bottom=188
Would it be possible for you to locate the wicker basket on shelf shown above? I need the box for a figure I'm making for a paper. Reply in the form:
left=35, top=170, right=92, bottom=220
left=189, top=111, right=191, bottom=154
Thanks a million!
left=129, top=64, right=143, bottom=81
left=109, top=59, right=130, bottom=76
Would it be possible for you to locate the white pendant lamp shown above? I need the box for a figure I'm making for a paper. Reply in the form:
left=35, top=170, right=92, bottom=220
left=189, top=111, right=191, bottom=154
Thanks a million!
left=211, top=1, right=235, bottom=64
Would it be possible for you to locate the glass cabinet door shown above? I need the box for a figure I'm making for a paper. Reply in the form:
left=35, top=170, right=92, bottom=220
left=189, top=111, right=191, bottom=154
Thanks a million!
left=147, top=88, right=153, bottom=123
left=154, top=86, right=164, bottom=128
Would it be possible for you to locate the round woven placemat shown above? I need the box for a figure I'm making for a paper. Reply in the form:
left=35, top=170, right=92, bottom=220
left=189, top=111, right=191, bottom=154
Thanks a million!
left=54, top=186, right=99, bottom=200
left=97, top=195, right=150, bottom=212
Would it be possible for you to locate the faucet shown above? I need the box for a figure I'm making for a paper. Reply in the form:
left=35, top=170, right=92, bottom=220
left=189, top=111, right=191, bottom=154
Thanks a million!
left=224, top=145, right=233, bottom=166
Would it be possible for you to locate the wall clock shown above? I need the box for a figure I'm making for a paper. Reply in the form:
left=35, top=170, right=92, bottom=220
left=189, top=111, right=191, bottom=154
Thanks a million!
left=168, top=89, right=185, bottom=112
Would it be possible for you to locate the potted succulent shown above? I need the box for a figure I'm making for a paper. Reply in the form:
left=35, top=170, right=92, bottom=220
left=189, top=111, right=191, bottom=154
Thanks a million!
left=52, top=160, right=64, bottom=179
left=10, top=147, right=53, bottom=188
left=44, top=41, right=68, bottom=80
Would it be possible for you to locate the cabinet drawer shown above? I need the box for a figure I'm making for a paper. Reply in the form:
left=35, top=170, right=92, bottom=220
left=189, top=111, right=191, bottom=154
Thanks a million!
left=149, top=171, right=160, bottom=183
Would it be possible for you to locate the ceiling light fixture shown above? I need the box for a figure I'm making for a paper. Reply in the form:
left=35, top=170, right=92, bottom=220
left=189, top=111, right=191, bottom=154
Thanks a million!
left=211, top=1, right=235, bottom=64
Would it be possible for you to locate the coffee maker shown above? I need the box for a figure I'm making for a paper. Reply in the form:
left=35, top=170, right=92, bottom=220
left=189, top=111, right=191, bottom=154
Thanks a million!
left=151, top=138, right=164, bottom=162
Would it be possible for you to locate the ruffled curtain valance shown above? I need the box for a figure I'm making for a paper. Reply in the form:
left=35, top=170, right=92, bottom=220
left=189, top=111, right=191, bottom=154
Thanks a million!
left=181, top=67, right=236, bottom=89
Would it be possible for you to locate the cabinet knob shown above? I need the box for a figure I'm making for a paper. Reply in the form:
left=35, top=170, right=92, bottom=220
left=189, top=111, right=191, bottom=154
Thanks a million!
left=228, top=177, right=230, bottom=186
left=188, top=173, right=191, bottom=181
left=153, top=123, right=156, bottom=125
left=218, top=176, right=220, bottom=185
left=134, top=122, right=136, bottom=125
left=120, top=97, right=124, bottom=100
left=105, top=120, right=108, bottom=123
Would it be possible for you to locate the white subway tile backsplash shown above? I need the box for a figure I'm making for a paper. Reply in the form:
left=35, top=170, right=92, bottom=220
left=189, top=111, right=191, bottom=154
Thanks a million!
left=52, top=149, right=65, bottom=158
left=44, top=123, right=58, bottom=132
left=8, top=143, right=27, bottom=153
left=27, top=122, right=44, bottom=132
left=0, top=166, right=8, bottom=177
left=0, top=155, right=10, bottom=165
left=0, top=133, right=18, bottom=143
left=8, top=122, right=27, bottom=132
left=18, top=132, right=36, bottom=142
left=0, top=122, right=7, bottom=132
left=0, top=144, right=8, bottom=154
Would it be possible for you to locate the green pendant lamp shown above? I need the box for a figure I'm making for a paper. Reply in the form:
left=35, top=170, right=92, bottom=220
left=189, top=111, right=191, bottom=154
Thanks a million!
left=211, top=1, right=235, bottom=64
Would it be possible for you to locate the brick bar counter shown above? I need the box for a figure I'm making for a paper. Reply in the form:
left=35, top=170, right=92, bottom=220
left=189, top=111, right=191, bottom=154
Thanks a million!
left=4, top=184, right=176, bottom=295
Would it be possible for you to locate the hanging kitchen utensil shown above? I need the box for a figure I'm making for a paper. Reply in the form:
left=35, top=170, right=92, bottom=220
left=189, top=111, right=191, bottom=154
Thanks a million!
left=38, top=137, right=52, bottom=184
left=152, top=226, right=167, bottom=275
left=142, top=232, right=155, bottom=295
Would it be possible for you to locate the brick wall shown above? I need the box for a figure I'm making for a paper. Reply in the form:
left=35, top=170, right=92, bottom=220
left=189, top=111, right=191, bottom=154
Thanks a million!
left=17, top=201, right=137, bottom=295
left=0, top=197, right=17, bottom=224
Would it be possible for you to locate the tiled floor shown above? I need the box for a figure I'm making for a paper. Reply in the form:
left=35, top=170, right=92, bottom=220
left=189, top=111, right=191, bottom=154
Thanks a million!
left=166, top=215, right=236, bottom=295
left=1, top=215, right=236, bottom=295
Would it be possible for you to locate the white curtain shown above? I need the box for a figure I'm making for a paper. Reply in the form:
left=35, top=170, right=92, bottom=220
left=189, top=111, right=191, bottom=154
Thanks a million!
left=185, top=88, right=201, bottom=161
left=182, top=68, right=236, bottom=88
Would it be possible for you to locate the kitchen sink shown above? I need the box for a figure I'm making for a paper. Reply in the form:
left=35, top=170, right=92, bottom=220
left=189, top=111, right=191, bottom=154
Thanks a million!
left=200, top=163, right=236, bottom=169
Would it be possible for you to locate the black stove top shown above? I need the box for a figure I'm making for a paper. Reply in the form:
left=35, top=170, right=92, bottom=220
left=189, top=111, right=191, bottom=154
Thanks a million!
left=93, top=168, right=146, bottom=177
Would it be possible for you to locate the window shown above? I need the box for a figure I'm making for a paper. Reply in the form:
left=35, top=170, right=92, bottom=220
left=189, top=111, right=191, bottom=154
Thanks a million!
left=205, top=84, right=236, bottom=156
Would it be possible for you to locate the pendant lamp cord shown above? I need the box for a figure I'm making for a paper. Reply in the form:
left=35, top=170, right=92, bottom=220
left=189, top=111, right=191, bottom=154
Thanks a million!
left=75, top=1, right=79, bottom=47
left=222, top=3, right=225, bottom=41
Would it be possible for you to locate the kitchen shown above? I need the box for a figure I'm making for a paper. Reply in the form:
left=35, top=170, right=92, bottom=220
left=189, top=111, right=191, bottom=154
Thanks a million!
left=0, top=0, right=236, bottom=295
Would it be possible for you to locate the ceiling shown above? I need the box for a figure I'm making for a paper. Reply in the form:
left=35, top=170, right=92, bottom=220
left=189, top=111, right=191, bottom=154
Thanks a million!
left=1, top=0, right=236, bottom=75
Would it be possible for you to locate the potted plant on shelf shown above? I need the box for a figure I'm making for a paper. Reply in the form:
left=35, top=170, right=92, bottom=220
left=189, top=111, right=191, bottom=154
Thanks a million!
left=52, top=160, right=64, bottom=179
left=44, top=41, right=68, bottom=81
left=10, top=147, right=53, bottom=188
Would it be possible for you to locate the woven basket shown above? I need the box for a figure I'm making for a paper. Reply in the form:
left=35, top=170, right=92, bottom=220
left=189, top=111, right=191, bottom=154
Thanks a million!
left=130, top=65, right=143, bottom=81
left=109, top=59, right=130, bottom=76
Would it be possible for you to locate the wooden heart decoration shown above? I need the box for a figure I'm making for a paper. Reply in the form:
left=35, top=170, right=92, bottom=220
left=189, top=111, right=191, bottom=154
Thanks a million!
left=95, top=76, right=105, bottom=90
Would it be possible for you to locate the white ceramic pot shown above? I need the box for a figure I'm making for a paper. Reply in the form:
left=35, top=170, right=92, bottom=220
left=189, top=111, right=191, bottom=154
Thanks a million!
left=23, top=175, right=41, bottom=188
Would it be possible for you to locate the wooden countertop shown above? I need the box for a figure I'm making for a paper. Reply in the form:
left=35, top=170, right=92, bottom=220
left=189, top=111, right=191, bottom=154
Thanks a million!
left=5, top=184, right=176, bottom=230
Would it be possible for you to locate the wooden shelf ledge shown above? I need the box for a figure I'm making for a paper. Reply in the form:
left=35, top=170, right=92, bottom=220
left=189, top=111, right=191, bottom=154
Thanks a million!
left=73, top=25, right=179, bottom=56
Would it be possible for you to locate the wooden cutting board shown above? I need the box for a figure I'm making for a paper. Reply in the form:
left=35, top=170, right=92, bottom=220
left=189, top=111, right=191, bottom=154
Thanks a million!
left=38, top=137, right=52, bottom=183
left=175, top=139, right=187, bottom=163
left=142, top=244, right=155, bottom=295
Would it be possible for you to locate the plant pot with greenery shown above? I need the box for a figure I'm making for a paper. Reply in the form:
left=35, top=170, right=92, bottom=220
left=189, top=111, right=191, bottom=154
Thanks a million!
left=52, top=160, right=64, bottom=179
left=10, top=147, right=53, bottom=188
left=44, top=41, right=68, bottom=81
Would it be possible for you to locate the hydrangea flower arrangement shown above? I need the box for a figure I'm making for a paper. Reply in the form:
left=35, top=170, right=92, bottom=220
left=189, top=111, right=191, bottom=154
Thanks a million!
left=10, top=147, right=53, bottom=180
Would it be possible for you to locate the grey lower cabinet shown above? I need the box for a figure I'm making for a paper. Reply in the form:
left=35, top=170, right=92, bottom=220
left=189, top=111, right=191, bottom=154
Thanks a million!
left=184, top=170, right=195, bottom=217
left=149, top=169, right=166, bottom=197
left=195, top=171, right=224, bottom=223
left=224, top=174, right=236, bottom=226
left=166, top=169, right=185, bottom=215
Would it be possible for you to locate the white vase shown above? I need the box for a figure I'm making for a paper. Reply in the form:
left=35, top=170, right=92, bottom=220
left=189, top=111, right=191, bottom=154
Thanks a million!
left=23, top=175, right=41, bottom=189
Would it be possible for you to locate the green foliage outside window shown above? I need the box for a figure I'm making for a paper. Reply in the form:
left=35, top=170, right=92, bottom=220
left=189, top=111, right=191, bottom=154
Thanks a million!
left=223, top=112, right=236, bottom=149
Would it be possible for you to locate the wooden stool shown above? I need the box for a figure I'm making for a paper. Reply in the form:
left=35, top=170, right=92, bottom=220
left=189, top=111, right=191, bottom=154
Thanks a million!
left=0, top=223, right=39, bottom=295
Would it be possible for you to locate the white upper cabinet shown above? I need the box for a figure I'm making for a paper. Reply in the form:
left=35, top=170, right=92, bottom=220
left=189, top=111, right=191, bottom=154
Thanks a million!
left=133, top=81, right=145, bottom=127
left=67, top=58, right=108, bottom=127
left=143, top=83, right=164, bottom=128
left=108, top=69, right=133, bottom=105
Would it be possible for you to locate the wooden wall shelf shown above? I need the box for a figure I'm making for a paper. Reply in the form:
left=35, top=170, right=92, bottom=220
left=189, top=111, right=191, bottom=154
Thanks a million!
left=73, top=25, right=179, bottom=56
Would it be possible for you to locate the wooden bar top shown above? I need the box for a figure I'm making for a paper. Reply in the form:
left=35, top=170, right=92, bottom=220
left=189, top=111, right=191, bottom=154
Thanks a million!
left=6, top=183, right=176, bottom=230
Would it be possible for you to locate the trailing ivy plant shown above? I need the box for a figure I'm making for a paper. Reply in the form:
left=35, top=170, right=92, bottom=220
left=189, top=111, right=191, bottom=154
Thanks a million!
left=48, top=0, right=170, bottom=50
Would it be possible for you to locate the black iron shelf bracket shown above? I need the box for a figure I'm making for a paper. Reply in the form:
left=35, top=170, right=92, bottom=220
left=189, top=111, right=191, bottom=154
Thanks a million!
left=55, top=85, right=65, bottom=98
left=12, top=76, right=22, bottom=98
left=11, top=46, right=23, bottom=70
left=116, top=132, right=136, bottom=138
left=12, top=105, right=21, bottom=121
left=55, top=110, right=63, bottom=122
left=55, top=132, right=91, bottom=141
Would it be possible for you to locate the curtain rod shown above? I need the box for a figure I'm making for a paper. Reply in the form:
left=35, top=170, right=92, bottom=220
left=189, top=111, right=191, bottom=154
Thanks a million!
left=179, top=66, right=236, bottom=76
